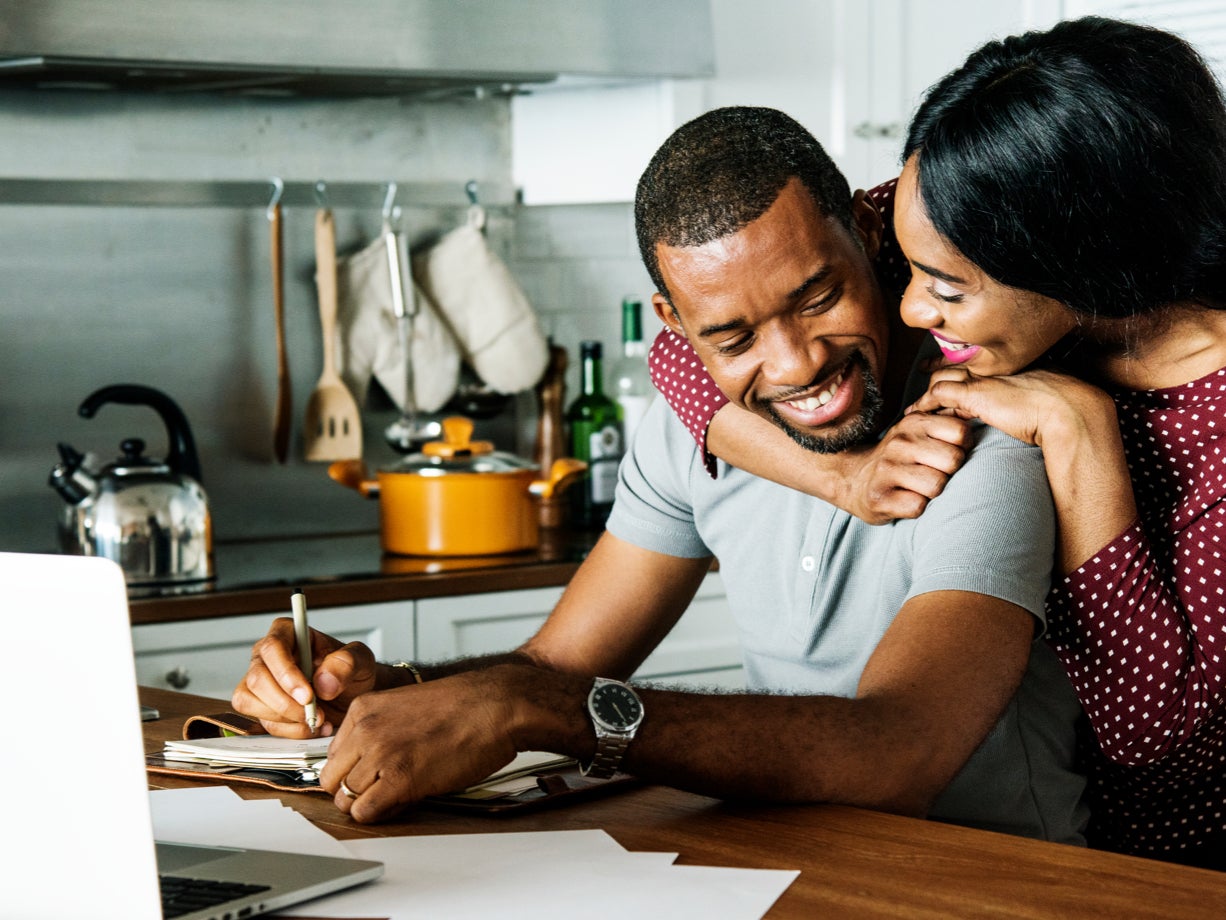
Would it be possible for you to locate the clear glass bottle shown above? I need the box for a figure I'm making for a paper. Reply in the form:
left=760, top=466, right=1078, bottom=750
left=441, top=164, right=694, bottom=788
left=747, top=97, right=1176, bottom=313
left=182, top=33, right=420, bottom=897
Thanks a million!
left=566, top=340, right=623, bottom=528
left=610, top=297, right=655, bottom=448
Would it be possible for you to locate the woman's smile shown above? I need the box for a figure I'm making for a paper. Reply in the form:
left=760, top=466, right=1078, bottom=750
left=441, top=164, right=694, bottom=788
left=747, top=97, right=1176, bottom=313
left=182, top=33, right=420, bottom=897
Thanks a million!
left=929, top=330, right=981, bottom=365
left=893, top=156, right=1078, bottom=377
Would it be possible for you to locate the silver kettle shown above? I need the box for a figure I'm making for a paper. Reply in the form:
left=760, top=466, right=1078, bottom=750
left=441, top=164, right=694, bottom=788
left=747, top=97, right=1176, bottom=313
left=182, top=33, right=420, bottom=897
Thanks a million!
left=49, top=384, right=214, bottom=589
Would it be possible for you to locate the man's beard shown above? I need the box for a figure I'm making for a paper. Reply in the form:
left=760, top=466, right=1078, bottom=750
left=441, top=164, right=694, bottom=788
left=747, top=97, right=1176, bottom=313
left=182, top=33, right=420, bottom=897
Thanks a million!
left=763, top=352, right=884, bottom=455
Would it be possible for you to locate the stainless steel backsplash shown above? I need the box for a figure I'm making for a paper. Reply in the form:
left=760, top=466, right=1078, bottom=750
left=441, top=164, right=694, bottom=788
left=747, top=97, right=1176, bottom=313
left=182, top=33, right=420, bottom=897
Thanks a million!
left=0, top=86, right=652, bottom=552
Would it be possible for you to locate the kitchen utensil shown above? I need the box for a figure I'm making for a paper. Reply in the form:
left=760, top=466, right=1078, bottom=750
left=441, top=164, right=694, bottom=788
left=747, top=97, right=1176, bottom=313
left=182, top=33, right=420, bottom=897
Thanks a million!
left=47, top=384, right=214, bottom=587
left=269, top=190, right=292, bottom=463
left=380, top=201, right=440, bottom=453
left=303, top=207, right=363, bottom=461
left=533, top=342, right=569, bottom=528
left=328, top=415, right=585, bottom=556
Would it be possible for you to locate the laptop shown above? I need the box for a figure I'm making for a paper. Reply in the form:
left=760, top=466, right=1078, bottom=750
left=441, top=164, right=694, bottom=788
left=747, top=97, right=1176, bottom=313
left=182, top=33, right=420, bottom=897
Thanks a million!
left=4, top=551, right=383, bottom=920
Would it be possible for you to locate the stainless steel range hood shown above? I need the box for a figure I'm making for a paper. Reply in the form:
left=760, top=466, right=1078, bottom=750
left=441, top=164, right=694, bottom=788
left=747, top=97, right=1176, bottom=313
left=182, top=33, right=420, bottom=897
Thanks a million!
left=0, top=0, right=715, bottom=97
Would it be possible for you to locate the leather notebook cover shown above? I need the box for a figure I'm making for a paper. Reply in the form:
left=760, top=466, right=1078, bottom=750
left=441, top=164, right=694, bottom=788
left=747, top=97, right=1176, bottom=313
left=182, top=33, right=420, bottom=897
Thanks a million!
left=145, top=711, right=330, bottom=795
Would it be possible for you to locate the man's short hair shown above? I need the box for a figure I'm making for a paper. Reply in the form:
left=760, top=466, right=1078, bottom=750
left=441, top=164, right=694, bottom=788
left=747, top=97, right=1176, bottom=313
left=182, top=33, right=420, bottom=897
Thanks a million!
left=635, top=106, right=852, bottom=304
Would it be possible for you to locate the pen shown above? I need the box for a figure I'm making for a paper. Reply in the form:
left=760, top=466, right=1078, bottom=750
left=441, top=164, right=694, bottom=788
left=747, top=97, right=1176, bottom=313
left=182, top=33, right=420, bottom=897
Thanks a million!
left=291, top=587, right=319, bottom=732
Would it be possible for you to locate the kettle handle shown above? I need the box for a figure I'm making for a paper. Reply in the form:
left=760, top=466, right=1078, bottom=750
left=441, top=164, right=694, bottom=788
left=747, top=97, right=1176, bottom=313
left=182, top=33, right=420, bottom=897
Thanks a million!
left=78, top=384, right=204, bottom=484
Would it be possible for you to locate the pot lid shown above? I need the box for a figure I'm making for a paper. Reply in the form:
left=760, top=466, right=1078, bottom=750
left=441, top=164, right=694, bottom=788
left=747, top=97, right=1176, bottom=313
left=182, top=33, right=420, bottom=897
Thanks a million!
left=381, top=416, right=536, bottom=476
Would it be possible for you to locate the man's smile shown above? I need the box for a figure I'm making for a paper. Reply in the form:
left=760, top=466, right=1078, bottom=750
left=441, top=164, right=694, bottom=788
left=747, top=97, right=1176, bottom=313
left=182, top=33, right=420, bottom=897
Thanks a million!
left=767, top=360, right=858, bottom=430
left=784, top=371, right=844, bottom=412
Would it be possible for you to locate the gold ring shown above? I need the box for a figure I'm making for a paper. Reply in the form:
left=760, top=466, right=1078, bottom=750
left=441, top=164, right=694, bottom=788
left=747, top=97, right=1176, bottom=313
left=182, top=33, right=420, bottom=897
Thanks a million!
left=339, top=778, right=359, bottom=800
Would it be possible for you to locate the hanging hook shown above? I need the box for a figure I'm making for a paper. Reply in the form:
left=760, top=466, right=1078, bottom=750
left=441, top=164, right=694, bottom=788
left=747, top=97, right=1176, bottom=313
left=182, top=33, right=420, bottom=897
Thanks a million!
left=314, top=179, right=329, bottom=209
left=381, top=181, right=398, bottom=231
left=265, top=177, right=284, bottom=221
left=464, top=179, right=487, bottom=231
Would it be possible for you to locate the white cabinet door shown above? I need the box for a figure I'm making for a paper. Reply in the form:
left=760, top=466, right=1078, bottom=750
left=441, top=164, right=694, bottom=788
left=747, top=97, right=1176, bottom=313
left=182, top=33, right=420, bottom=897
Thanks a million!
left=511, top=1, right=1056, bottom=204
left=131, top=601, right=415, bottom=700
left=840, top=0, right=1053, bottom=190
left=415, top=573, right=743, bottom=689
left=415, top=586, right=562, bottom=662
left=631, top=573, right=743, bottom=690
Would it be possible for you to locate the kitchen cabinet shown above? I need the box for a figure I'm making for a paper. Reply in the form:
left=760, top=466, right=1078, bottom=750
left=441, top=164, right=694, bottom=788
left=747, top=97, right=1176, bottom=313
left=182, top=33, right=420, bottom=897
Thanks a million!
left=512, top=0, right=1060, bottom=201
left=416, top=573, right=743, bottom=689
left=131, top=573, right=742, bottom=700
left=131, top=601, right=415, bottom=700
left=840, top=0, right=1061, bottom=189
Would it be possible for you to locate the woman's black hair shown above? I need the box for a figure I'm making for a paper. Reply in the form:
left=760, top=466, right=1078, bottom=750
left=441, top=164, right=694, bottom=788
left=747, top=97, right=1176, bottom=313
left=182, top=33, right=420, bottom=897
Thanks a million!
left=904, top=16, right=1226, bottom=319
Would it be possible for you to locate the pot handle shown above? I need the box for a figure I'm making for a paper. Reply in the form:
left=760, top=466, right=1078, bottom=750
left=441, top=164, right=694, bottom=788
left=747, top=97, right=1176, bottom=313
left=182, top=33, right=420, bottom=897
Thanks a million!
left=328, top=459, right=380, bottom=498
left=530, top=457, right=587, bottom=499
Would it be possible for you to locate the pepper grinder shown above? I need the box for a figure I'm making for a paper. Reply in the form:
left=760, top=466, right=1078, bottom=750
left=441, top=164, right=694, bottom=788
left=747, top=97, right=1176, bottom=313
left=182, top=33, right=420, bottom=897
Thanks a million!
left=534, top=342, right=569, bottom=529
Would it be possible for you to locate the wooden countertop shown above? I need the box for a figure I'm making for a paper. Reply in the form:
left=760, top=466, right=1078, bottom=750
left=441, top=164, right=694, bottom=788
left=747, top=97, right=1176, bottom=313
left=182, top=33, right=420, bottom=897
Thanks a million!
left=129, top=529, right=600, bottom=625
left=143, top=687, right=1226, bottom=918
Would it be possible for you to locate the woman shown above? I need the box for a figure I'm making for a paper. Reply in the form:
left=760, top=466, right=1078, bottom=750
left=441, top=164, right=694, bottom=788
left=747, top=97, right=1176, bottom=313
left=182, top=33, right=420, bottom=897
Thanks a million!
left=647, top=17, right=1226, bottom=867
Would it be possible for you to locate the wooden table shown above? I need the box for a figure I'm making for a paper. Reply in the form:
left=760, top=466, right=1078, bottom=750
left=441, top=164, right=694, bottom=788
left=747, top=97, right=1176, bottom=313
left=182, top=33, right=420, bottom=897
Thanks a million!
left=142, top=687, right=1226, bottom=919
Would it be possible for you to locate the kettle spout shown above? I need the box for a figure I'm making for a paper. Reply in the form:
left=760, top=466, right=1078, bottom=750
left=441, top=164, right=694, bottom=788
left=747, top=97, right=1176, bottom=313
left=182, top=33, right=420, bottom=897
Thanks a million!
left=48, top=442, right=96, bottom=505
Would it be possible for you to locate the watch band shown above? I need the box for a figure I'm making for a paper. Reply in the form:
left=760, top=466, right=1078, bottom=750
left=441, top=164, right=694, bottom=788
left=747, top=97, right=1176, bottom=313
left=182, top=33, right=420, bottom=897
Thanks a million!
left=582, top=730, right=634, bottom=779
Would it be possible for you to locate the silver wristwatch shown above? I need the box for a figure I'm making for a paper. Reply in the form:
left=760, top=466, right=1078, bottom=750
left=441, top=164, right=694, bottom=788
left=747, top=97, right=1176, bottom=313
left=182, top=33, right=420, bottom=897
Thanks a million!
left=582, top=677, right=644, bottom=779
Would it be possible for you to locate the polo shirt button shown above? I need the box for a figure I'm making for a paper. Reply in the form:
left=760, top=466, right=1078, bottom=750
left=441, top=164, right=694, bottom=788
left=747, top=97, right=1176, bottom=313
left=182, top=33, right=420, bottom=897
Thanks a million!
left=801, top=555, right=816, bottom=572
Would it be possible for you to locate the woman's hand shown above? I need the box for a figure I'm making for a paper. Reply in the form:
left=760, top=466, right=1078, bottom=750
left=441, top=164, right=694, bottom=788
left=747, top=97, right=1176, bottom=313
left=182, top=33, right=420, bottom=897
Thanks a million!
left=835, top=410, right=975, bottom=523
left=909, top=366, right=1137, bottom=574
left=706, top=401, right=973, bottom=524
left=907, top=366, right=1111, bottom=449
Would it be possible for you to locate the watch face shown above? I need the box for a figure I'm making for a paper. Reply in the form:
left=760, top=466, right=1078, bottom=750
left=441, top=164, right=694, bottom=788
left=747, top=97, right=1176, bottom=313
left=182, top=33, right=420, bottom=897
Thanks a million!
left=589, top=681, right=644, bottom=732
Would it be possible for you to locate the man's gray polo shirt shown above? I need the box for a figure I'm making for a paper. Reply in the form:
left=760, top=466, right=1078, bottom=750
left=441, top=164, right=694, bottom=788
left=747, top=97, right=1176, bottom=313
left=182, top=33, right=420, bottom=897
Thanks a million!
left=607, top=399, right=1088, bottom=844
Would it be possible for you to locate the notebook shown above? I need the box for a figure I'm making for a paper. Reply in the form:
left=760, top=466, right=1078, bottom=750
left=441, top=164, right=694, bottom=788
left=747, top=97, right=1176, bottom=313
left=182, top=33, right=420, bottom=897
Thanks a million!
left=3, top=551, right=384, bottom=920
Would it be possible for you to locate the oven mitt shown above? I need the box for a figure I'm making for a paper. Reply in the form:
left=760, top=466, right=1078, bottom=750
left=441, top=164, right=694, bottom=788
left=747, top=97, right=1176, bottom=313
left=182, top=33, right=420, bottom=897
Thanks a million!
left=337, top=232, right=460, bottom=413
left=412, top=205, right=549, bottom=394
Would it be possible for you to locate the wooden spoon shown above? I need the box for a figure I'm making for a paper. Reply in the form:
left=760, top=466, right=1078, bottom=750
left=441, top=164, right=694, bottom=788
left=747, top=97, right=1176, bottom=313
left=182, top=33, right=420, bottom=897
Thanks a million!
left=269, top=200, right=291, bottom=464
left=303, top=208, right=363, bottom=461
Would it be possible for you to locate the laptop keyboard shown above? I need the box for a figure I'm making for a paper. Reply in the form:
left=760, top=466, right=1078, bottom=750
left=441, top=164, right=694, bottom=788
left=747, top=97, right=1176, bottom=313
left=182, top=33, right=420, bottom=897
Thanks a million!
left=160, top=875, right=271, bottom=918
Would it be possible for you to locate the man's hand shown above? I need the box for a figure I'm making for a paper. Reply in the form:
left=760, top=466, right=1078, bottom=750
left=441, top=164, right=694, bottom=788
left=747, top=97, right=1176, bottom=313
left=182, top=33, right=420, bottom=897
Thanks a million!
left=319, top=664, right=578, bottom=823
left=231, top=617, right=381, bottom=738
left=836, top=411, right=973, bottom=523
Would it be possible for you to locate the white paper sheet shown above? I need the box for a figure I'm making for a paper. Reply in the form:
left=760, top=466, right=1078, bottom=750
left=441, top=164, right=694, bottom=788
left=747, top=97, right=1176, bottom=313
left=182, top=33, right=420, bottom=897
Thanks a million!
left=149, top=786, right=352, bottom=859
left=147, top=789, right=797, bottom=920
left=297, top=832, right=795, bottom=920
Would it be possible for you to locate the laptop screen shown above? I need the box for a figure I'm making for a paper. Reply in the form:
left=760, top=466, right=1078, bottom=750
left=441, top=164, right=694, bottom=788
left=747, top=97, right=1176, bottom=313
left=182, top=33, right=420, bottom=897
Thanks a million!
left=5, top=552, right=164, bottom=919
left=4, top=552, right=382, bottom=920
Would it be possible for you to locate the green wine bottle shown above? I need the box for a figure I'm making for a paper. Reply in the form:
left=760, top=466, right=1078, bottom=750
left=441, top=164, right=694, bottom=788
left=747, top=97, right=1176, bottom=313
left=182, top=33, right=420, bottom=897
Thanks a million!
left=566, top=340, right=624, bottom=528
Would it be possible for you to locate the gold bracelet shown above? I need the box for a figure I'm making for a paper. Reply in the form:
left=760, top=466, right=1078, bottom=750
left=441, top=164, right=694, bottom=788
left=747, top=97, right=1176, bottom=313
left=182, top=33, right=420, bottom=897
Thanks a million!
left=391, top=660, right=424, bottom=684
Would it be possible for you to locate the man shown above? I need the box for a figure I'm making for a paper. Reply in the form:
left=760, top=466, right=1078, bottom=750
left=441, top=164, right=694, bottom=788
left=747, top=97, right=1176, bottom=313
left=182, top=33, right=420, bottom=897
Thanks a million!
left=233, top=107, right=1088, bottom=842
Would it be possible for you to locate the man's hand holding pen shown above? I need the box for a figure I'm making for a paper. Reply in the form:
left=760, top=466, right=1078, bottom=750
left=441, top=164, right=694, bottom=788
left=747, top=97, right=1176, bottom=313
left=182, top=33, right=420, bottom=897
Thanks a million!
left=232, top=609, right=382, bottom=739
left=291, top=589, right=319, bottom=732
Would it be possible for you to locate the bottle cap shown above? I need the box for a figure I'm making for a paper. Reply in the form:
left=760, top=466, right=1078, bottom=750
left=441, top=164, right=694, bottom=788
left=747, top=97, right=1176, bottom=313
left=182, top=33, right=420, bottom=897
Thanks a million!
left=621, top=298, right=643, bottom=343
left=580, top=341, right=603, bottom=359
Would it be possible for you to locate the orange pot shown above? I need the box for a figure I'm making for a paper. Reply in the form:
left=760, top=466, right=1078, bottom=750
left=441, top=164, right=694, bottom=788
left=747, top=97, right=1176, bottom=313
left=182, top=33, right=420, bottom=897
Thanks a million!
left=329, top=417, right=585, bottom=556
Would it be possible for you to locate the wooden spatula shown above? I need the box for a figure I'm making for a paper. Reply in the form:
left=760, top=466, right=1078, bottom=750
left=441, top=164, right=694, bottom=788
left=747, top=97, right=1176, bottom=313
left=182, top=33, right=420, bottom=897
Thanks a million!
left=269, top=199, right=292, bottom=464
left=303, top=207, right=362, bottom=461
